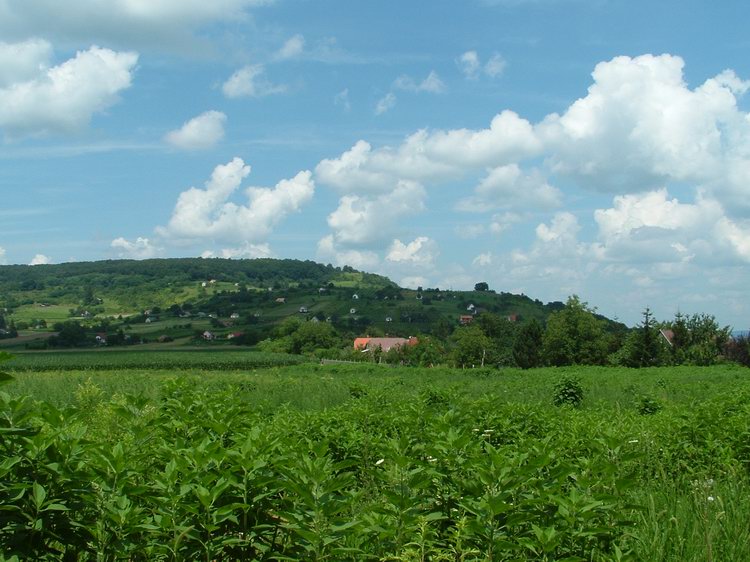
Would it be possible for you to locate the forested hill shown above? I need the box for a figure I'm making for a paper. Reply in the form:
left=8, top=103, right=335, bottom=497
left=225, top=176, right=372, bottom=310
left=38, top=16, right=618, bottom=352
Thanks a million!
left=0, top=258, right=392, bottom=293
left=0, top=257, right=626, bottom=340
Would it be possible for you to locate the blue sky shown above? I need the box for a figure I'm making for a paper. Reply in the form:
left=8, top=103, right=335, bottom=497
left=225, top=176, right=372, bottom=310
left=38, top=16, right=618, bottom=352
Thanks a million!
left=1, top=0, right=750, bottom=328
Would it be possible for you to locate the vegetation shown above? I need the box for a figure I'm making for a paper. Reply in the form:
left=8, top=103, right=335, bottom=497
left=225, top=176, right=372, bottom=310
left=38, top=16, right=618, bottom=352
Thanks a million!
left=2, top=362, right=750, bottom=560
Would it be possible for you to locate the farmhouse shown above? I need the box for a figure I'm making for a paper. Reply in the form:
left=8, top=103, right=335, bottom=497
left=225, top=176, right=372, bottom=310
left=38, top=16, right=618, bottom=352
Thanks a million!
left=459, top=315, right=474, bottom=325
left=660, top=329, right=675, bottom=346
left=354, top=336, right=419, bottom=353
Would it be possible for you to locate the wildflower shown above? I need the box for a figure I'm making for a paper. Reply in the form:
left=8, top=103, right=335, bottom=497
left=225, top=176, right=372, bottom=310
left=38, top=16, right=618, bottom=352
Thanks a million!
left=375, top=458, right=385, bottom=466
left=628, top=439, right=639, bottom=444
left=427, top=456, right=437, bottom=462
left=707, top=496, right=715, bottom=502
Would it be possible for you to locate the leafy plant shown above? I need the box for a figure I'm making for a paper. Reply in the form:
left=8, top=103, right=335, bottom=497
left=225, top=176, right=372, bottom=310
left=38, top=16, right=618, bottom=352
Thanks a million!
left=552, top=375, right=584, bottom=407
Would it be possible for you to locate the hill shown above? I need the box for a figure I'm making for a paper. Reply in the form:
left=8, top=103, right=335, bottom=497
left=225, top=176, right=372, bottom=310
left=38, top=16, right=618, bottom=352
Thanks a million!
left=0, top=257, right=626, bottom=348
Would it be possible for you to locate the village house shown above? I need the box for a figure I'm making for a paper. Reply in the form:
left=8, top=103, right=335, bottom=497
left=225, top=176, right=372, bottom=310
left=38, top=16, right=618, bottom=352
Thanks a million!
left=353, top=336, right=419, bottom=353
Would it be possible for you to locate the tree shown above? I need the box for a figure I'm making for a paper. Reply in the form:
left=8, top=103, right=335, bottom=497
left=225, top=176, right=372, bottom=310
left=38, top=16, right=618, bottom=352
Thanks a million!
left=474, top=282, right=489, bottom=292
left=513, top=319, right=544, bottom=369
left=475, top=312, right=517, bottom=366
left=542, top=295, right=608, bottom=366
left=452, top=326, right=492, bottom=367
left=289, top=322, right=338, bottom=355
left=622, top=308, right=664, bottom=367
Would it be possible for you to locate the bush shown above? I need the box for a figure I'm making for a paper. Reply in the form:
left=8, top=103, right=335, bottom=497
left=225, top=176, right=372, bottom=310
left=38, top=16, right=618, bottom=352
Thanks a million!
left=637, top=395, right=662, bottom=415
left=553, top=376, right=584, bottom=408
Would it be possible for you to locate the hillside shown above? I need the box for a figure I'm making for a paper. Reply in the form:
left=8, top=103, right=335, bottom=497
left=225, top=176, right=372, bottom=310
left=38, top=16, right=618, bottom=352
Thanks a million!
left=0, top=257, right=626, bottom=348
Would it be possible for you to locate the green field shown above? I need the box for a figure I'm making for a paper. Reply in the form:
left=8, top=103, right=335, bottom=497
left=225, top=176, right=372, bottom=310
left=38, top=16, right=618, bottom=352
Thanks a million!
left=2, top=359, right=749, bottom=560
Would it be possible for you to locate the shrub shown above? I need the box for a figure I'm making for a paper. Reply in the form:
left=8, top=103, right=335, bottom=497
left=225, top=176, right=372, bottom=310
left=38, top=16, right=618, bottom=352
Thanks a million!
left=552, top=375, right=584, bottom=408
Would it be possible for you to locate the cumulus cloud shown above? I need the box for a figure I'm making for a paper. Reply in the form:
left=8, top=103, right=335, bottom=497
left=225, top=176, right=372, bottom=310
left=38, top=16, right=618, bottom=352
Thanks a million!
left=0, top=245, right=6, bottom=265
left=326, top=180, right=426, bottom=245
left=222, top=65, right=286, bottom=98
left=164, top=110, right=226, bottom=150
left=538, top=54, right=750, bottom=212
left=111, top=236, right=162, bottom=259
left=0, top=0, right=273, bottom=51
left=317, top=235, right=379, bottom=270
left=457, top=164, right=561, bottom=211
left=0, top=38, right=52, bottom=87
left=591, top=189, right=750, bottom=265
left=316, top=110, right=541, bottom=194
left=458, top=50, right=506, bottom=79
left=386, top=237, right=438, bottom=267
left=394, top=70, right=446, bottom=94
left=0, top=44, right=138, bottom=138
left=29, top=254, right=51, bottom=265
left=157, top=157, right=315, bottom=245
left=375, top=92, right=396, bottom=115
left=276, top=34, right=305, bottom=60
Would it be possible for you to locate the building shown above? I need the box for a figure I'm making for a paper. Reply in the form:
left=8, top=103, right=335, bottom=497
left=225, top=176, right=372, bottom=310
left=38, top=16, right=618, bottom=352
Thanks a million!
left=354, top=336, right=419, bottom=353
left=459, top=315, right=474, bottom=325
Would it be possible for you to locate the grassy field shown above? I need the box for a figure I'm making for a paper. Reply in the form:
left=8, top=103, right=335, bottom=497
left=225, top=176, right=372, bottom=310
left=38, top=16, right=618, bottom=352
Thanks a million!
left=2, top=360, right=749, bottom=560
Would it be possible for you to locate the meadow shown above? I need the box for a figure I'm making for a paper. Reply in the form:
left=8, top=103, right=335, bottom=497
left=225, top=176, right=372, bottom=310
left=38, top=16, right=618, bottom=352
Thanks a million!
left=2, top=358, right=749, bottom=560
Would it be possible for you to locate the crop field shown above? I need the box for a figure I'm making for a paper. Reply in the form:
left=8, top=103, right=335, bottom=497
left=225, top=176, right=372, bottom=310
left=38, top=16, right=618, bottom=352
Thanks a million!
left=2, top=359, right=750, bottom=560
left=2, top=350, right=307, bottom=372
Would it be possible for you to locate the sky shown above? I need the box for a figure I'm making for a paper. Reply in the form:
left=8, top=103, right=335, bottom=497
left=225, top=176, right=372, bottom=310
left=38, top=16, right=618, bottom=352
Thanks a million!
left=1, top=0, right=750, bottom=328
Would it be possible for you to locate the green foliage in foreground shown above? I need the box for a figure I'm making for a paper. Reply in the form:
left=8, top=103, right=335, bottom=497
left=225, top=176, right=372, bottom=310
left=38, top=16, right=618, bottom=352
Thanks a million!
left=2, top=364, right=750, bottom=560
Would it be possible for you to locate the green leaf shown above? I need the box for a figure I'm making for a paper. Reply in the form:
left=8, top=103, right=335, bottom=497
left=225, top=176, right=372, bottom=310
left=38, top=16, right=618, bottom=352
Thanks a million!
left=32, top=482, right=47, bottom=510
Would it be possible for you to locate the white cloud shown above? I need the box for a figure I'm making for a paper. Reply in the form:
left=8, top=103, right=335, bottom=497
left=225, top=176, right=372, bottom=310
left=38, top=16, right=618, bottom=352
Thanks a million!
left=394, top=70, right=446, bottom=94
left=111, top=236, right=162, bottom=259
left=317, top=235, right=379, bottom=270
left=536, top=212, right=579, bottom=243
left=473, top=252, right=493, bottom=267
left=0, top=245, right=6, bottom=265
left=375, top=92, right=396, bottom=115
left=218, top=242, right=273, bottom=259
left=0, top=44, right=138, bottom=138
left=326, top=180, right=425, bottom=245
left=29, top=254, right=51, bottom=265
left=458, top=50, right=506, bottom=79
left=316, top=110, right=541, bottom=194
left=386, top=237, right=438, bottom=267
left=0, top=38, right=52, bottom=87
left=222, top=65, right=286, bottom=98
left=0, top=0, right=273, bottom=51
left=276, top=34, right=305, bottom=60
left=591, top=188, right=750, bottom=265
left=538, top=53, right=750, bottom=214
left=164, top=110, right=226, bottom=150
left=484, top=53, right=507, bottom=77
left=458, top=164, right=561, bottom=211
left=490, top=212, right=522, bottom=234
left=157, top=157, right=315, bottom=245
left=458, top=50, right=481, bottom=79
left=334, top=88, right=351, bottom=111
